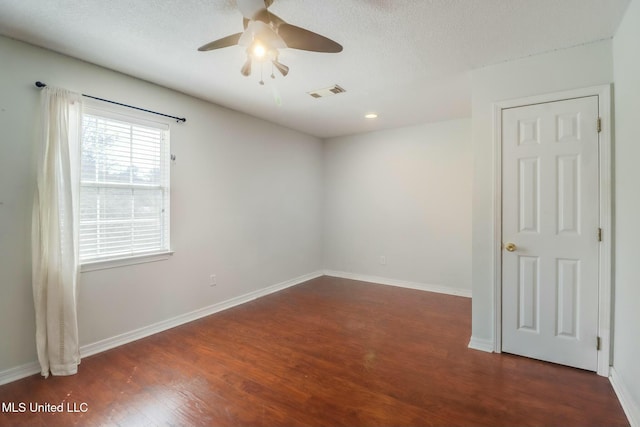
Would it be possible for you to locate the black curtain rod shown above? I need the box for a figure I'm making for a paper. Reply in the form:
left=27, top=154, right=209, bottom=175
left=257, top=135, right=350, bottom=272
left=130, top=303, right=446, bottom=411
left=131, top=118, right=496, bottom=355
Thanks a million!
left=34, top=81, right=186, bottom=123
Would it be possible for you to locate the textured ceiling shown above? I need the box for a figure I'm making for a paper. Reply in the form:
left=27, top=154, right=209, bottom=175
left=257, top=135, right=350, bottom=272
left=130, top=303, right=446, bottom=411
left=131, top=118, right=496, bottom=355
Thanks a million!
left=0, top=0, right=630, bottom=138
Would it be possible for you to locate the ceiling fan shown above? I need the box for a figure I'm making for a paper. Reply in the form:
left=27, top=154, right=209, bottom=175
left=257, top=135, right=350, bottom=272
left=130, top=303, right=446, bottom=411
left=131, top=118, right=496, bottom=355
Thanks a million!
left=198, top=0, right=343, bottom=84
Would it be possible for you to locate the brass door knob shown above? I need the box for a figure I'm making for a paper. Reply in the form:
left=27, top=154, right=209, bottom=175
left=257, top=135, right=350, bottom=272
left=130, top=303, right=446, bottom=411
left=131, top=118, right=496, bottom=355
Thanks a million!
left=504, top=242, right=517, bottom=252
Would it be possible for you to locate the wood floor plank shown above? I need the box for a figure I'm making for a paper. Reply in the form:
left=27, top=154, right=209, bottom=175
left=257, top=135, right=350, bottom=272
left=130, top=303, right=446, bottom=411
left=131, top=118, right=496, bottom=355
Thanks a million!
left=0, top=276, right=629, bottom=426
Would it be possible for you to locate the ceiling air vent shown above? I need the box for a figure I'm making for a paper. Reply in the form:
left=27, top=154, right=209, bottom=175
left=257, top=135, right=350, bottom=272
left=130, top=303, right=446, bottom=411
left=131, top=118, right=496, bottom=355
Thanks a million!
left=308, top=84, right=346, bottom=99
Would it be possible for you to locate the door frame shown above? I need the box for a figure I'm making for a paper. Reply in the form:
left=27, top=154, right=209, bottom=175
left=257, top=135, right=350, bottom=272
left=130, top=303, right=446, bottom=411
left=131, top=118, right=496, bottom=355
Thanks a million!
left=492, top=85, right=612, bottom=377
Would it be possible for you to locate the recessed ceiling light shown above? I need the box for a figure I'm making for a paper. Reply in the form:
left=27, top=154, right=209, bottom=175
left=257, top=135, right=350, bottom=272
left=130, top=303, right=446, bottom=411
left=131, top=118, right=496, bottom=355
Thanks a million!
left=365, top=113, right=378, bottom=119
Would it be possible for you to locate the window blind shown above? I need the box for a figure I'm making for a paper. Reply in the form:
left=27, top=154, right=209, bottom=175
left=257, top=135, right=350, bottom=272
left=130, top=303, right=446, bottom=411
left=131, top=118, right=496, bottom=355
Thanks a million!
left=79, top=109, right=170, bottom=262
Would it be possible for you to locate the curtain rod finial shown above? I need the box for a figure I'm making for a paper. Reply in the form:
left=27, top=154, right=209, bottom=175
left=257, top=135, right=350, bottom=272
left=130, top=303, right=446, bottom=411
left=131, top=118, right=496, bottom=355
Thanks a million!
left=35, top=81, right=47, bottom=88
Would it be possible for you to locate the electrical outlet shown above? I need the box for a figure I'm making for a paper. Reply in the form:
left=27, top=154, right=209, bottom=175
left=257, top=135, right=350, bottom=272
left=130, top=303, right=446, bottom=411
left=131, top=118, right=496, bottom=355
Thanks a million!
left=209, top=274, right=216, bottom=287
left=379, top=256, right=386, bottom=265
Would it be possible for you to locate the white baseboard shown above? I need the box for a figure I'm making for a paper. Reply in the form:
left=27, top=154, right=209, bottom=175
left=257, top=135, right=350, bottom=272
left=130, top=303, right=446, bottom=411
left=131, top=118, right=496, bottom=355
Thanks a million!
left=610, top=366, right=640, bottom=427
left=468, top=336, right=495, bottom=353
left=80, top=270, right=324, bottom=358
left=323, top=270, right=472, bottom=298
left=0, top=270, right=323, bottom=386
left=0, top=361, right=41, bottom=386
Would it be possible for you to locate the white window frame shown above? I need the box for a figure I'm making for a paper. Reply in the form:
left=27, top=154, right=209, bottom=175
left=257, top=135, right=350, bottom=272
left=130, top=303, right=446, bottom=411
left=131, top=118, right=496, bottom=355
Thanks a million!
left=79, top=104, right=173, bottom=272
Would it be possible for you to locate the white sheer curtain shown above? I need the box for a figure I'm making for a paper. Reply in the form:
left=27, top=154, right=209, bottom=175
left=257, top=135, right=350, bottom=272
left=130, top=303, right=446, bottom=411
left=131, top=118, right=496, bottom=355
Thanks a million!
left=32, top=87, right=83, bottom=378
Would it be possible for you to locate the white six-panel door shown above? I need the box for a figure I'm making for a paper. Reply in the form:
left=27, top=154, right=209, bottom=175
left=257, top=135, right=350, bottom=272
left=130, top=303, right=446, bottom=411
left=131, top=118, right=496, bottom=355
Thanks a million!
left=501, top=96, right=600, bottom=371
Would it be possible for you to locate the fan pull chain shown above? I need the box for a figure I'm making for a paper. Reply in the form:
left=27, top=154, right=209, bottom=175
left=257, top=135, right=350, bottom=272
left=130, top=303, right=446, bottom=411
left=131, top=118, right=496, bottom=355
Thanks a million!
left=259, top=62, right=264, bottom=85
left=271, top=62, right=275, bottom=79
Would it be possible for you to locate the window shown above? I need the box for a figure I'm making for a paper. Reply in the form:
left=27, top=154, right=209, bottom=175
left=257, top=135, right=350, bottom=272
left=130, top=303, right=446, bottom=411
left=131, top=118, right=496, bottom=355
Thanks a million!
left=79, top=107, right=170, bottom=264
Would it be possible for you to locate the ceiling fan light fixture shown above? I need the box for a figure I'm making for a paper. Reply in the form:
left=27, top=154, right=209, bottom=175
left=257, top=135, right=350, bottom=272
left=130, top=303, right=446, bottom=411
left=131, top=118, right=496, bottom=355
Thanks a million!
left=198, top=0, right=343, bottom=81
left=365, top=113, right=378, bottom=119
left=252, top=43, right=266, bottom=58
left=241, top=57, right=252, bottom=76
left=272, top=59, right=289, bottom=76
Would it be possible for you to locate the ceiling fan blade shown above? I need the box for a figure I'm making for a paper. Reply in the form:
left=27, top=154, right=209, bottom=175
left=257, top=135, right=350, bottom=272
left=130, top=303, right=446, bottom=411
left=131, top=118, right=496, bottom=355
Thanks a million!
left=252, top=9, right=287, bottom=27
left=277, top=24, right=343, bottom=53
left=198, top=33, right=243, bottom=51
left=272, top=59, right=289, bottom=76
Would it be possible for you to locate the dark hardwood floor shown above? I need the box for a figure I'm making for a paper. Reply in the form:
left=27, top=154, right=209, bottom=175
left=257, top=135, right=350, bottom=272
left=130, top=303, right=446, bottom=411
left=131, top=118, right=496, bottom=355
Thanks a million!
left=0, top=276, right=629, bottom=426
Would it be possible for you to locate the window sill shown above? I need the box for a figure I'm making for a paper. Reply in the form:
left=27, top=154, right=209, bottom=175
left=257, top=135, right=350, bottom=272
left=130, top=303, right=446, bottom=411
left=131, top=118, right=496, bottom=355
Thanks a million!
left=80, top=251, right=174, bottom=273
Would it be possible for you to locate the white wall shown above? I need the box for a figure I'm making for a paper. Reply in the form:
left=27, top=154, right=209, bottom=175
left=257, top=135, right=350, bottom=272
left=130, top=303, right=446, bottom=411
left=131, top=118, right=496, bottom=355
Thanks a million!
left=470, top=40, right=614, bottom=344
left=612, top=0, right=640, bottom=422
left=323, top=119, right=472, bottom=293
left=0, top=36, right=324, bottom=374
